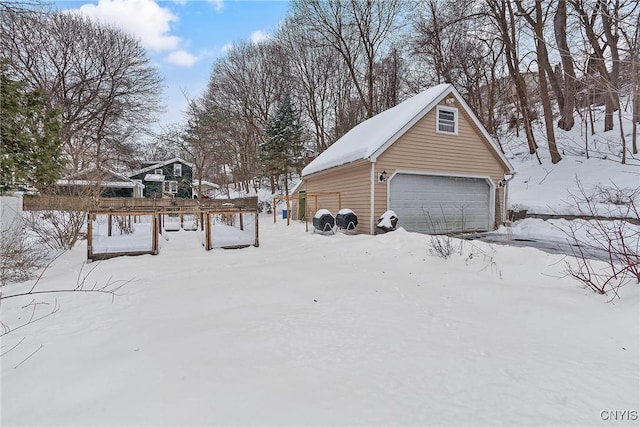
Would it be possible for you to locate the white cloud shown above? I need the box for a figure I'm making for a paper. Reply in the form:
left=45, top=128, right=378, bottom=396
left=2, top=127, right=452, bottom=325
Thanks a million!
left=220, top=30, right=271, bottom=53
left=208, top=0, right=224, bottom=11
left=75, top=0, right=180, bottom=51
left=165, top=50, right=198, bottom=67
left=172, top=0, right=187, bottom=5
left=250, top=30, right=269, bottom=44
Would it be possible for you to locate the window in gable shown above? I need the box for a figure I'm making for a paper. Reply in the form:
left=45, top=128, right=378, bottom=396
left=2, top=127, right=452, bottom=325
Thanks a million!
left=174, top=163, right=182, bottom=176
left=436, top=106, right=458, bottom=135
left=154, top=168, right=163, bottom=175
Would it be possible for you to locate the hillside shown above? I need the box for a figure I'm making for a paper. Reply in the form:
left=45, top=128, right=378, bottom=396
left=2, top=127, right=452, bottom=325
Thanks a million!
left=505, top=104, right=639, bottom=217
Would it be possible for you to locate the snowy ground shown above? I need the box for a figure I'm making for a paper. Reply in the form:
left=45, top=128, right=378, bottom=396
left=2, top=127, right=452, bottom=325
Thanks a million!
left=1, top=218, right=638, bottom=426
left=2, top=105, right=639, bottom=426
left=503, top=104, right=639, bottom=217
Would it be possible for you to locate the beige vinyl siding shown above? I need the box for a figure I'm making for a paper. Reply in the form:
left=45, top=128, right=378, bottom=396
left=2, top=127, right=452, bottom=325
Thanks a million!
left=302, top=160, right=371, bottom=234
left=375, top=98, right=509, bottom=226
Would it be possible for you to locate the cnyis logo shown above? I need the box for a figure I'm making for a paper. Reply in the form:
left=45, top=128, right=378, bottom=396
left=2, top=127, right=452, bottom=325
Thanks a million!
left=600, top=410, right=638, bottom=421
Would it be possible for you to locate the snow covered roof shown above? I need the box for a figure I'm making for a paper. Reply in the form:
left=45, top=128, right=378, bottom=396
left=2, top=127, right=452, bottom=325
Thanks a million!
left=302, top=84, right=514, bottom=176
left=128, top=157, right=195, bottom=178
left=56, top=180, right=141, bottom=188
left=192, top=180, right=220, bottom=190
left=56, top=168, right=144, bottom=188
left=144, top=174, right=165, bottom=182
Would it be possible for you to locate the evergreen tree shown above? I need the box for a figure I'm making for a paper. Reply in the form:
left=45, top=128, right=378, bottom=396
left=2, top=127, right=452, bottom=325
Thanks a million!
left=259, top=94, right=305, bottom=195
left=0, top=63, right=63, bottom=191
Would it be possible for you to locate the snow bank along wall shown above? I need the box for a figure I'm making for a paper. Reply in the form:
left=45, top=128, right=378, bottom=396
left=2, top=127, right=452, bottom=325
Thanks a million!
left=0, top=194, right=23, bottom=242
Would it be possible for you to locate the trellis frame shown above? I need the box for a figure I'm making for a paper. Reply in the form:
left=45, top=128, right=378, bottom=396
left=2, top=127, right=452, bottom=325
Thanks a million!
left=273, top=192, right=342, bottom=232
left=87, top=210, right=159, bottom=261
left=200, top=208, right=259, bottom=250
left=87, top=206, right=259, bottom=260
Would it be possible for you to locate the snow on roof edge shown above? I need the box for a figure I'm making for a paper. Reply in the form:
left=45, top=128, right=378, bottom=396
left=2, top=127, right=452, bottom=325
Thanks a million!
left=302, top=83, right=514, bottom=177
left=302, top=84, right=452, bottom=177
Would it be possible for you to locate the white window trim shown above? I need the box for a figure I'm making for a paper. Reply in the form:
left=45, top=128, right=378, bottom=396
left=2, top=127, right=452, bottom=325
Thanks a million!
left=436, top=105, right=458, bottom=135
left=174, top=163, right=182, bottom=176
left=154, top=168, right=163, bottom=175
left=163, top=180, right=178, bottom=193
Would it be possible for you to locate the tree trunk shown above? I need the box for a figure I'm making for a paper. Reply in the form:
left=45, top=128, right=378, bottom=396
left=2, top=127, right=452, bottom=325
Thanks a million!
left=488, top=0, right=539, bottom=159
left=532, top=0, right=561, bottom=163
left=630, top=11, right=639, bottom=154
left=599, top=0, right=621, bottom=133
left=554, top=0, right=576, bottom=130
left=572, top=0, right=618, bottom=133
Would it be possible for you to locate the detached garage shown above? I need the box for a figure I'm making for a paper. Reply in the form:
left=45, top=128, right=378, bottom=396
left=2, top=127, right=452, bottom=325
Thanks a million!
left=297, top=83, right=514, bottom=235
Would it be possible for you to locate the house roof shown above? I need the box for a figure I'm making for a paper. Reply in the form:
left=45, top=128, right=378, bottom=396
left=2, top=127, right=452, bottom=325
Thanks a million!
left=144, top=174, right=165, bottom=182
left=301, top=84, right=514, bottom=177
left=127, top=157, right=195, bottom=178
left=192, top=180, right=220, bottom=191
left=56, top=168, right=144, bottom=188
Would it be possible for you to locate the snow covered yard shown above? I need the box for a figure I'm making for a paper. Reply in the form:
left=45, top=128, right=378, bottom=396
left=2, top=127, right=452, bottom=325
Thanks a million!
left=1, top=219, right=638, bottom=426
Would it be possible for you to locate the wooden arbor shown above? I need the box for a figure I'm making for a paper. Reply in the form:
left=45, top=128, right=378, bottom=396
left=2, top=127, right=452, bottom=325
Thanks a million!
left=273, top=191, right=341, bottom=232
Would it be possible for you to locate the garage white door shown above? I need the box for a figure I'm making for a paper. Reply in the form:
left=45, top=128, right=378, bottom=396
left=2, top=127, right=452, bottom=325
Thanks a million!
left=388, top=173, right=492, bottom=234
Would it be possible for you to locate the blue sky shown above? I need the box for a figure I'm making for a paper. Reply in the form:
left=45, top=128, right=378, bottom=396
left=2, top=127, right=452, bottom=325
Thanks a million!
left=53, top=0, right=292, bottom=130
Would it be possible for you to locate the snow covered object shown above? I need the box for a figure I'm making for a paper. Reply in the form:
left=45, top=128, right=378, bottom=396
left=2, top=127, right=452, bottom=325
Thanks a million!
left=336, top=208, right=358, bottom=231
left=312, top=209, right=335, bottom=233
left=376, top=210, right=398, bottom=233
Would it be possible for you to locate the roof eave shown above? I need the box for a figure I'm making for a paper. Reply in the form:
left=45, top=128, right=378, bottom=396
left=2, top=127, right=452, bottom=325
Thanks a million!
left=369, top=85, right=515, bottom=174
left=368, top=85, right=454, bottom=162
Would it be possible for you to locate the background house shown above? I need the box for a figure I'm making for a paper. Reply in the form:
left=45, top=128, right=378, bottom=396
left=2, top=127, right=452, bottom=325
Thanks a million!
left=55, top=168, right=145, bottom=198
left=127, top=158, right=194, bottom=199
left=297, top=84, right=515, bottom=235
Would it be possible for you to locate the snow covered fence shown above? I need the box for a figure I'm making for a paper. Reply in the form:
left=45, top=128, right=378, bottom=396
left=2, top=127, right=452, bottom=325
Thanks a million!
left=87, top=211, right=159, bottom=261
left=87, top=207, right=259, bottom=260
left=203, top=209, right=259, bottom=249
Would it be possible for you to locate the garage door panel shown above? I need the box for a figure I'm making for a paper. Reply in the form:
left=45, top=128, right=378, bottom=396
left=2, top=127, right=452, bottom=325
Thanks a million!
left=389, top=174, right=491, bottom=234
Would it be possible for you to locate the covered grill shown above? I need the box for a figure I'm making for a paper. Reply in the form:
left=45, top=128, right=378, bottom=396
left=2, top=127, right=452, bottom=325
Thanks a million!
left=312, top=209, right=335, bottom=232
left=336, top=208, right=358, bottom=231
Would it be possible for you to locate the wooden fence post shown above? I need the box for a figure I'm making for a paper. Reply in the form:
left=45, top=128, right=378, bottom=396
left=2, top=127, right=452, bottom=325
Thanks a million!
left=152, top=213, right=159, bottom=254
left=254, top=212, right=259, bottom=247
left=205, top=212, right=212, bottom=250
left=87, top=212, right=93, bottom=261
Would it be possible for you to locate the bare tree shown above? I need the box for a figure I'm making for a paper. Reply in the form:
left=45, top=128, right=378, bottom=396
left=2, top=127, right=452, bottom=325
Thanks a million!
left=628, top=9, right=640, bottom=154
left=570, top=0, right=619, bottom=132
left=410, top=0, right=486, bottom=85
left=515, top=0, right=562, bottom=164
left=487, top=0, right=540, bottom=162
left=410, top=1, right=512, bottom=137
left=204, top=40, right=290, bottom=192
left=292, top=0, right=405, bottom=118
left=179, top=97, right=235, bottom=198
left=615, top=2, right=639, bottom=157
left=0, top=9, right=163, bottom=173
left=554, top=0, right=578, bottom=130
left=276, top=15, right=342, bottom=153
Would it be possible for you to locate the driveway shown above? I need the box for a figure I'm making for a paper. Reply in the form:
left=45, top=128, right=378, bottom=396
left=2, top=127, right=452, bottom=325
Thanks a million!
left=461, top=231, right=612, bottom=262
